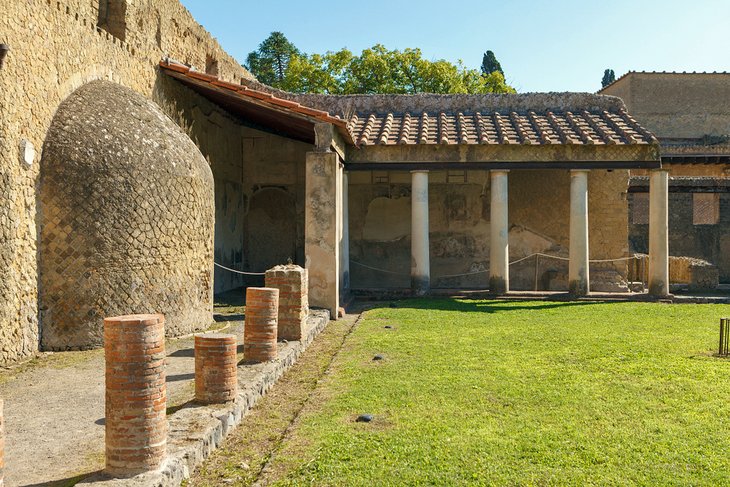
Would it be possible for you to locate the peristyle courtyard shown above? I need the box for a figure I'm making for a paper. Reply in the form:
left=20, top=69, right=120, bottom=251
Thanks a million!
left=188, top=299, right=730, bottom=486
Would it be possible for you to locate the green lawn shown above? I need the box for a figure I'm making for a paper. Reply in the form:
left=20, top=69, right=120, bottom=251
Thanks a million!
left=265, top=300, right=730, bottom=486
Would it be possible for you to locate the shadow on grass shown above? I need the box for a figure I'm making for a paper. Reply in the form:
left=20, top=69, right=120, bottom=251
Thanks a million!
left=385, top=298, right=608, bottom=313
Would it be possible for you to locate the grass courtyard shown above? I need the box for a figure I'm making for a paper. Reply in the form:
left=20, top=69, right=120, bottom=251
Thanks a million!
left=191, top=300, right=730, bottom=486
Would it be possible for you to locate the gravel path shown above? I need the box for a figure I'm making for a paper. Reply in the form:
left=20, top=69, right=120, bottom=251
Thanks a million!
left=0, top=321, right=244, bottom=487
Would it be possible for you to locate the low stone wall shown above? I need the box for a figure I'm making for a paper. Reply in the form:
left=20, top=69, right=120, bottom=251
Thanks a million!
left=628, top=254, right=719, bottom=291
left=670, top=256, right=719, bottom=291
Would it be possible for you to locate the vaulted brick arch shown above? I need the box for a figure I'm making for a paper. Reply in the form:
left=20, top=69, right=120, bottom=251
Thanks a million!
left=38, top=80, right=214, bottom=350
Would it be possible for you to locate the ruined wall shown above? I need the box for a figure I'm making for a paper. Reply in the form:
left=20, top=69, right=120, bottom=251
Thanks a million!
left=629, top=188, right=730, bottom=282
left=348, top=168, right=629, bottom=291
left=0, top=0, right=253, bottom=363
left=126, top=78, right=309, bottom=296
left=632, top=165, right=730, bottom=178
left=601, top=73, right=730, bottom=139
left=239, top=128, right=308, bottom=288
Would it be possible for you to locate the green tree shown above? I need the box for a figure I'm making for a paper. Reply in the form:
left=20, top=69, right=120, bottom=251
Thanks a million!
left=278, top=44, right=515, bottom=95
left=601, top=69, right=616, bottom=88
left=481, top=50, right=503, bottom=76
left=245, top=32, right=300, bottom=86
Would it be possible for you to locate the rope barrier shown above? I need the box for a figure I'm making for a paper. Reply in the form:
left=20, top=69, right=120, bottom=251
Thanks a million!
left=216, top=254, right=645, bottom=279
left=350, top=260, right=408, bottom=276
left=350, top=253, right=644, bottom=280
left=214, top=262, right=266, bottom=276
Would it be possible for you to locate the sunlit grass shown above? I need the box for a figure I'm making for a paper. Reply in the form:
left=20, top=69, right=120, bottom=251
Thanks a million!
left=269, top=300, right=730, bottom=486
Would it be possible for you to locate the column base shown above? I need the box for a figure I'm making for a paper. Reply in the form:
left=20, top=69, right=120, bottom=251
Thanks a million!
left=648, top=280, right=670, bottom=297
left=568, top=280, right=589, bottom=296
left=411, top=276, right=430, bottom=296
left=489, top=276, right=508, bottom=294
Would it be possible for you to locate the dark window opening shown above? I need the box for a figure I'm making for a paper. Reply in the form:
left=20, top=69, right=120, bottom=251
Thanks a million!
left=97, top=0, right=127, bottom=41
left=205, top=54, right=219, bottom=76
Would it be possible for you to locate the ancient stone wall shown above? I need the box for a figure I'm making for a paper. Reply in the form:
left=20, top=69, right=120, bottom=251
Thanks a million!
left=348, top=168, right=629, bottom=291
left=632, top=165, right=730, bottom=178
left=601, top=73, right=730, bottom=139
left=152, top=77, right=310, bottom=294
left=629, top=189, right=730, bottom=282
left=0, top=0, right=252, bottom=363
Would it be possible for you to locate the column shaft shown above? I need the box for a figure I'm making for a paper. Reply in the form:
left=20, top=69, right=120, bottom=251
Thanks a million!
left=569, top=170, right=590, bottom=295
left=244, top=287, right=279, bottom=363
left=305, top=151, right=341, bottom=318
left=649, top=169, right=670, bottom=296
left=411, top=171, right=430, bottom=294
left=340, top=171, right=350, bottom=294
left=104, top=314, right=167, bottom=476
left=489, top=170, right=510, bottom=293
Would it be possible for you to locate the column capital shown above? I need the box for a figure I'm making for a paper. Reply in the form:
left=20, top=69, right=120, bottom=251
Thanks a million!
left=410, top=169, right=429, bottom=174
left=490, top=169, right=510, bottom=175
left=570, top=168, right=591, bottom=175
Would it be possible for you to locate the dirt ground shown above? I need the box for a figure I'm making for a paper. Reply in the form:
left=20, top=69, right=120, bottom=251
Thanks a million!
left=0, top=316, right=240, bottom=487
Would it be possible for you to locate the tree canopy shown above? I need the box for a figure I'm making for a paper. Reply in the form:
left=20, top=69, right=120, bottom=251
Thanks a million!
left=481, top=50, right=503, bottom=76
left=245, top=32, right=300, bottom=86
left=245, top=33, right=515, bottom=95
left=601, top=69, right=616, bottom=88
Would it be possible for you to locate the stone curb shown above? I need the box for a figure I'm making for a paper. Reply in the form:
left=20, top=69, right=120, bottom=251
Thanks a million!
left=79, top=309, right=331, bottom=486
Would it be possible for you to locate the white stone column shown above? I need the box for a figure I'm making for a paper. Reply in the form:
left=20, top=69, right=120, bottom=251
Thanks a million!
left=340, top=171, right=350, bottom=293
left=411, top=170, right=430, bottom=294
left=649, top=169, right=669, bottom=296
left=489, top=170, right=509, bottom=293
left=305, top=151, right=341, bottom=318
left=569, top=169, right=590, bottom=295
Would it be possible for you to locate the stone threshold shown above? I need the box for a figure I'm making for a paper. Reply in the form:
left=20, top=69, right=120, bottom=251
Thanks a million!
left=79, top=309, right=331, bottom=487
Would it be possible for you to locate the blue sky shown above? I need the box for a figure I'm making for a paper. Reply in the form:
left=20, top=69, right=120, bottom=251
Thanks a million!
left=180, top=0, right=730, bottom=93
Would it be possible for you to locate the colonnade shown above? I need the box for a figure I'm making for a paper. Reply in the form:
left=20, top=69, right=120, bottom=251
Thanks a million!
left=406, top=169, right=670, bottom=297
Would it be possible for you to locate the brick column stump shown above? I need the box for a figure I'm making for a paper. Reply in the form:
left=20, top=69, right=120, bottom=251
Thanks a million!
left=0, top=399, right=4, bottom=487
left=195, top=334, right=238, bottom=404
left=265, top=265, right=309, bottom=341
left=244, top=287, right=279, bottom=363
left=104, top=314, right=167, bottom=476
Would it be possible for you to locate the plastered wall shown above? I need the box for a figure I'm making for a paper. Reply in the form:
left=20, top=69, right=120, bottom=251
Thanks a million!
left=348, top=169, right=629, bottom=291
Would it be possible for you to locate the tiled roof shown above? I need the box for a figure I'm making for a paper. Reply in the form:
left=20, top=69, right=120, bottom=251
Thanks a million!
left=346, top=109, right=657, bottom=146
left=161, top=60, right=657, bottom=148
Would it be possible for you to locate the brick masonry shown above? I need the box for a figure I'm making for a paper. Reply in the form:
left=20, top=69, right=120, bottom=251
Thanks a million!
left=244, top=288, right=279, bottom=363
left=78, top=309, right=331, bottom=487
left=104, top=314, right=167, bottom=476
left=39, top=81, right=214, bottom=351
left=195, top=334, right=238, bottom=404
left=630, top=191, right=730, bottom=282
left=265, top=265, right=309, bottom=341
